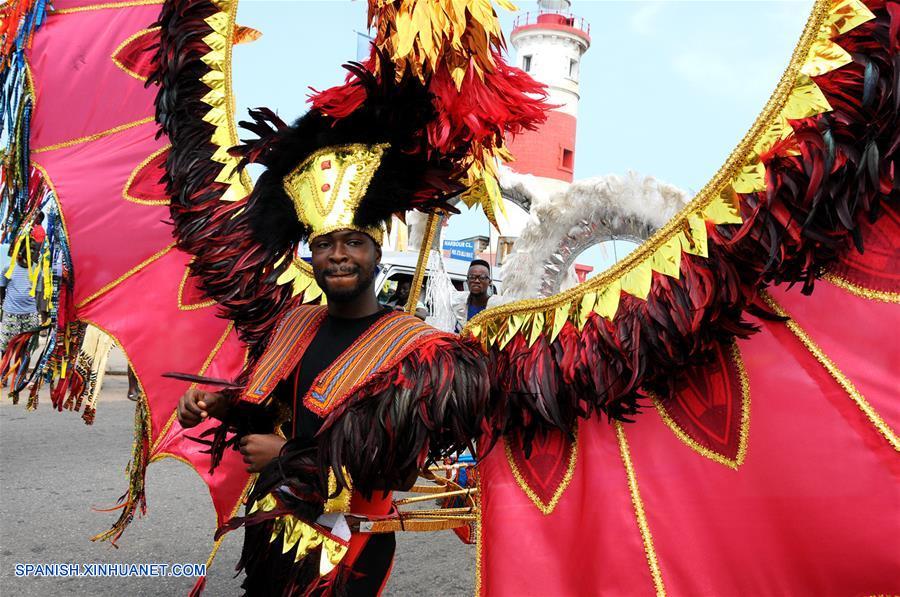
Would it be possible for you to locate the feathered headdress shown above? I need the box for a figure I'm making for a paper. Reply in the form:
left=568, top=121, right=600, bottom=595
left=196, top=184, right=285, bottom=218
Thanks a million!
left=233, top=0, right=548, bottom=250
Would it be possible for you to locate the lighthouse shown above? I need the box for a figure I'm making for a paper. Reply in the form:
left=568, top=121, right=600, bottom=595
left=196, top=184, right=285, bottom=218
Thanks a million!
left=506, top=0, right=590, bottom=191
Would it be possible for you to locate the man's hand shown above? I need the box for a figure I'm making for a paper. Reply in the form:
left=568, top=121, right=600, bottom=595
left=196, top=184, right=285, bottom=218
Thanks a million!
left=176, top=389, right=229, bottom=428
left=238, top=434, right=287, bottom=473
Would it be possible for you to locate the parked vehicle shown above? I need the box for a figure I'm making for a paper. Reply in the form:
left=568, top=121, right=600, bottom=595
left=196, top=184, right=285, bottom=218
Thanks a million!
left=375, top=251, right=502, bottom=317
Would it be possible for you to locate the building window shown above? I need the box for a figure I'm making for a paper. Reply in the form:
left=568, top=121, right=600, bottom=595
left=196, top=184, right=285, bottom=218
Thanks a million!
left=522, top=55, right=532, bottom=72
left=561, top=148, right=574, bottom=171
left=568, top=58, right=578, bottom=79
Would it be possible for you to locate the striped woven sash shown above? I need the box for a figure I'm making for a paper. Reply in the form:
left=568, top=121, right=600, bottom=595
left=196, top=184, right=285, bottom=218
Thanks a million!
left=243, top=305, right=444, bottom=416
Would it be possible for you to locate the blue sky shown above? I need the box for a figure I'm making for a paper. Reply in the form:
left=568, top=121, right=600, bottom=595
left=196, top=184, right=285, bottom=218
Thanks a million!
left=232, top=0, right=812, bottom=268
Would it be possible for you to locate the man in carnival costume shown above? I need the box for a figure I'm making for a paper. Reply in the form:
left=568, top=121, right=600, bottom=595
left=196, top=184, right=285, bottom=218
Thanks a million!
left=3, top=0, right=898, bottom=595
left=158, top=0, right=547, bottom=589
left=173, top=103, right=495, bottom=593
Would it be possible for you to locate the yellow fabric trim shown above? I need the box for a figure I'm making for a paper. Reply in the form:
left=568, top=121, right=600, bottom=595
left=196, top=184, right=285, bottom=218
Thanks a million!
left=32, top=117, right=154, bottom=154
left=30, top=162, right=72, bottom=256
left=177, top=265, right=217, bottom=311
left=463, top=0, right=868, bottom=348
left=474, top=476, right=483, bottom=597
left=504, top=426, right=578, bottom=515
left=51, top=0, right=164, bottom=15
left=762, top=291, right=899, bottom=452
left=823, top=273, right=900, bottom=304
left=198, top=1, right=253, bottom=202
left=75, top=243, right=176, bottom=309
left=616, top=422, right=666, bottom=597
left=123, top=144, right=171, bottom=206
left=654, top=341, right=751, bottom=470
left=110, top=27, right=159, bottom=82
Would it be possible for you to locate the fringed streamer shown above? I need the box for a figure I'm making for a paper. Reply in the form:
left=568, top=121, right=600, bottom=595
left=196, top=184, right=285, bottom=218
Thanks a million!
left=1, top=0, right=86, bottom=420
left=467, top=0, right=898, bottom=444
left=91, top=396, right=151, bottom=546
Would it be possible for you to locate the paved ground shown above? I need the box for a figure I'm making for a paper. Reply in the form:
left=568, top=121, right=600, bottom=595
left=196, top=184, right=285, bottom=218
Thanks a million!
left=0, top=377, right=475, bottom=596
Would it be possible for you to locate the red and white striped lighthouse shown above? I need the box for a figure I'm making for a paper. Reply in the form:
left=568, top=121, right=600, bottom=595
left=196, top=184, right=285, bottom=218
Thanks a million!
left=507, top=0, right=590, bottom=186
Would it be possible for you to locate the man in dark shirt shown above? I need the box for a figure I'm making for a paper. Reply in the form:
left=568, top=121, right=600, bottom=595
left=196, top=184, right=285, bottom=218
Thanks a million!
left=177, top=228, right=448, bottom=595
left=451, top=258, right=492, bottom=330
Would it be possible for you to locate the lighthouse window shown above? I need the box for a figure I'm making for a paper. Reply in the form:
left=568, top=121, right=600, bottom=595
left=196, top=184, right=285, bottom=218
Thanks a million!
left=561, top=148, right=574, bottom=171
left=568, top=58, right=578, bottom=79
left=522, top=55, right=532, bottom=72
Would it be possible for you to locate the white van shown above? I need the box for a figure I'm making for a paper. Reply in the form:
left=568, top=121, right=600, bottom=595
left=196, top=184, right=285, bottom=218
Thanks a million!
left=375, top=250, right=501, bottom=317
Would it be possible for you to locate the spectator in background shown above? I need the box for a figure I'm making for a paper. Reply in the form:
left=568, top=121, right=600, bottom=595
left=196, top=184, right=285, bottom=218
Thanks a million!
left=450, top=258, right=491, bottom=331
left=384, top=274, right=427, bottom=320
left=31, top=211, right=46, bottom=245
left=0, top=239, right=42, bottom=352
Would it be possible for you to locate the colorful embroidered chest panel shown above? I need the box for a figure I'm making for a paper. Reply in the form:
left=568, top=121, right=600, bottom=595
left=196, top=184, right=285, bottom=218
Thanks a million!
left=243, top=305, right=444, bottom=416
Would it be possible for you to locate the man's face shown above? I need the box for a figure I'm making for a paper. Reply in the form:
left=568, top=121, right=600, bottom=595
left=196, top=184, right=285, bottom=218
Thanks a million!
left=396, top=281, right=411, bottom=301
left=467, top=264, right=490, bottom=297
left=310, top=230, right=381, bottom=303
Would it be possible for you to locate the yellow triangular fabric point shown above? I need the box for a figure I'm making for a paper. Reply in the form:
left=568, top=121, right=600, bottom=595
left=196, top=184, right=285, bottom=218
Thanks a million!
left=200, top=69, right=225, bottom=89
left=577, top=292, right=597, bottom=330
left=201, top=88, right=226, bottom=109
left=498, top=313, right=525, bottom=350
left=549, top=303, right=569, bottom=344
left=201, top=49, right=226, bottom=70
left=783, top=74, right=832, bottom=119
left=680, top=214, right=709, bottom=258
left=732, top=160, right=767, bottom=194
left=527, top=311, right=545, bottom=347
left=204, top=12, right=230, bottom=36
left=202, top=31, right=227, bottom=54
left=303, top=284, right=323, bottom=304
left=220, top=181, right=247, bottom=202
left=802, top=38, right=852, bottom=77
left=752, top=113, right=793, bottom=157
left=214, top=165, right=240, bottom=185
left=210, top=126, right=232, bottom=148
left=281, top=518, right=299, bottom=554
left=703, top=188, right=744, bottom=226
left=202, top=107, right=228, bottom=127
left=828, top=0, right=876, bottom=36
left=620, top=259, right=652, bottom=300
left=593, top=280, right=621, bottom=321
left=290, top=273, right=311, bottom=293
left=649, top=236, right=683, bottom=278
left=211, top=145, right=233, bottom=164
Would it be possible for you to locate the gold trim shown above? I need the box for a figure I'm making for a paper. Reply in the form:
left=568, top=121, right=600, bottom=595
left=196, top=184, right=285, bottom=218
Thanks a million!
left=177, top=265, right=217, bottom=311
left=150, top=321, right=236, bottom=452
left=464, top=0, right=855, bottom=343
left=407, top=211, right=441, bottom=314
left=51, top=0, right=164, bottom=15
left=474, top=475, right=483, bottom=597
left=76, top=242, right=176, bottom=309
left=123, top=144, right=171, bottom=206
left=762, top=291, right=900, bottom=452
left=504, top=426, right=578, bottom=515
left=616, top=422, right=666, bottom=597
left=654, top=341, right=751, bottom=470
left=32, top=117, right=154, bottom=154
left=110, top=27, right=160, bottom=82
left=30, top=162, right=73, bottom=253
left=823, top=273, right=900, bottom=304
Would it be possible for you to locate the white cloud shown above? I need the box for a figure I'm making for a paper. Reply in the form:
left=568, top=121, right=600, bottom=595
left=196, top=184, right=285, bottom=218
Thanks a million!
left=629, top=1, right=664, bottom=36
